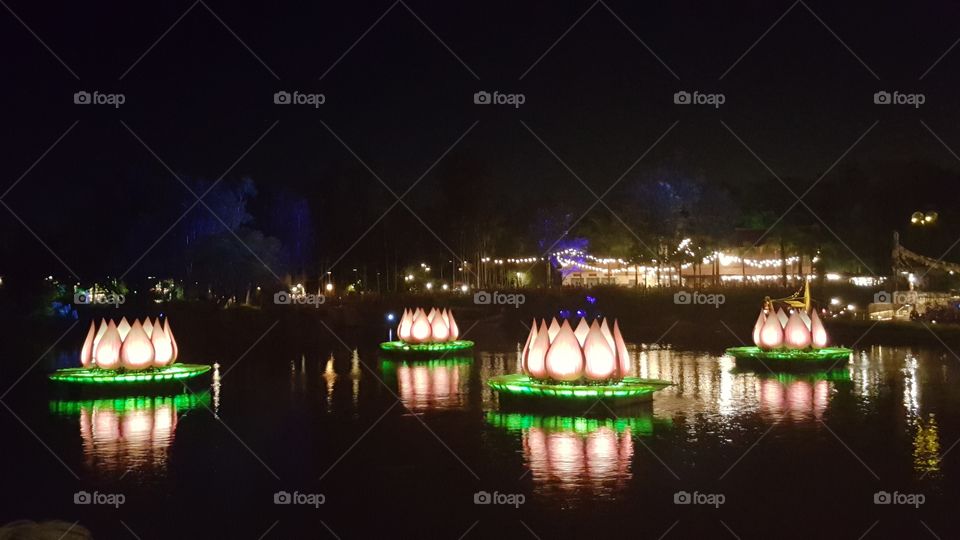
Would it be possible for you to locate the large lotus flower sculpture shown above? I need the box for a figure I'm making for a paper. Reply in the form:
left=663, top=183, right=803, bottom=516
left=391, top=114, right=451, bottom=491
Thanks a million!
left=80, top=317, right=179, bottom=371
left=397, top=308, right=460, bottom=344
left=752, top=307, right=829, bottom=350
left=520, top=318, right=630, bottom=383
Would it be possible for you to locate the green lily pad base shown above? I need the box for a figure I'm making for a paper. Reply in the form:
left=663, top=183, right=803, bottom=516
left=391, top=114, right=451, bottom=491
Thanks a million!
left=49, top=364, right=212, bottom=394
left=488, top=374, right=672, bottom=411
left=379, top=340, right=475, bottom=354
left=725, top=346, right=853, bottom=371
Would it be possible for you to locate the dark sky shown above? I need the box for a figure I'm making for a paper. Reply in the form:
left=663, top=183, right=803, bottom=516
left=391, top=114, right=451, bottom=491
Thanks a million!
left=3, top=0, right=960, bottom=279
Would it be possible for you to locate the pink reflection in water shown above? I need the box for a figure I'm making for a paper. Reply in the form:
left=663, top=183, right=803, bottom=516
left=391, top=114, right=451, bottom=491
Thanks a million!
left=396, top=363, right=468, bottom=411
left=521, top=426, right=634, bottom=496
left=77, top=401, right=181, bottom=475
left=760, top=379, right=829, bottom=421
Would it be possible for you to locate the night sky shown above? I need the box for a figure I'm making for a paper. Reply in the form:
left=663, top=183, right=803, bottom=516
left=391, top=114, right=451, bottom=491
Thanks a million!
left=3, top=0, right=960, bottom=281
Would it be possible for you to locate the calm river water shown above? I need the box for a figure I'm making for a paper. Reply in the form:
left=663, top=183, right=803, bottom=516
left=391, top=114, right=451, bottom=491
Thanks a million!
left=2, top=327, right=957, bottom=539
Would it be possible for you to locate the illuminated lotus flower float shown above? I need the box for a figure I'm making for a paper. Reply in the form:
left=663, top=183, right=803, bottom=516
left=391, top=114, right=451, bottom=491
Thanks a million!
left=488, top=318, right=671, bottom=408
left=379, top=308, right=474, bottom=353
left=725, top=295, right=853, bottom=369
left=49, top=317, right=211, bottom=387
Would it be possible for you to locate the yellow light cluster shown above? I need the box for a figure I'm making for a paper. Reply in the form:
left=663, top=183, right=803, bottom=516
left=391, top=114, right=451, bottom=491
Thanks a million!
left=702, top=251, right=801, bottom=268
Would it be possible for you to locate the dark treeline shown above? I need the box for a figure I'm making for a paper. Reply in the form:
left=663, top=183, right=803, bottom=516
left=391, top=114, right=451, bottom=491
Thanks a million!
left=1, top=157, right=958, bottom=299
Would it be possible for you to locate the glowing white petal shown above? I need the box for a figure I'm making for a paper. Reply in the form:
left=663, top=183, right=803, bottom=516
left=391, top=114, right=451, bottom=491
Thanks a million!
left=600, top=318, right=615, bottom=352
left=583, top=320, right=616, bottom=380
left=800, top=311, right=811, bottom=331
left=759, top=313, right=784, bottom=350
left=410, top=309, right=432, bottom=343
left=573, top=318, right=590, bottom=346
left=448, top=310, right=460, bottom=341
left=783, top=312, right=811, bottom=349
left=398, top=309, right=412, bottom=341
left=776, top=308, right=788, bottom=328
left=143, top=318, right=154, bottom=339
left=752, top=310, right=766, bottom=347
left=164, top=319, right=178, bottom=363
left=80, top=321, right=95, bottom=368
left=525, top=320, right=550, bottom=379
left=121, top=320, right=155, bottom=370
left=117, top=317, right=131, bottom=341
left=151, top=325, right=174, bottom=367
left=95, top=320, right=122, bottom=369
left=431, top=314, right=450, bottom=341
left=810, top=310, right=829, bottom=348
left=545, top=320, right=584, bottom=381
left=521, top=320, right=537, bottom=373
left=547, top=318, right=561, bottom=343
left=93, top=318, right=107, bottom=352
left=613, top=320, right=630, bottom=376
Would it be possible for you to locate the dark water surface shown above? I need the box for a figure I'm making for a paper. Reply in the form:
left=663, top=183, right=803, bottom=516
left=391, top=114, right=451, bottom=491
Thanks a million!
left=2, top=325, right=958, bottom=539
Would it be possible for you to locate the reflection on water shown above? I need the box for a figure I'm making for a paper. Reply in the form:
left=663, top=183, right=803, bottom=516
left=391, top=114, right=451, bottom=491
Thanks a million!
left=606, top=346, right=852, bottom=423
left=380, top=357, right=472, bottom=412
left=323, top=354, right=337, bottom=412
left=486, top=411, right=663, bottom=498
left=757, top=371, right=847, bottom=422
left=914, top=414, right=940, bottom=476
left=36, top=337, right=955, bottom=497
left=50, top=392, right=210, bottom=476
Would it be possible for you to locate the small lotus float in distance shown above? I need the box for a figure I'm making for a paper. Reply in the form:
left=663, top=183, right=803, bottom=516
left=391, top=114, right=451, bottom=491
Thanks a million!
left=726, top=286, right=853, bottom=370
left=379, top=308, right=474, bottom=353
